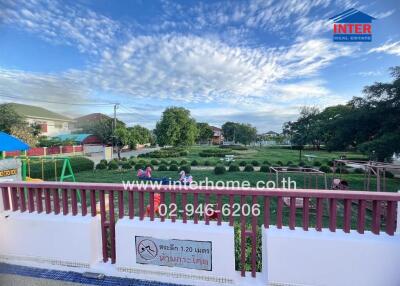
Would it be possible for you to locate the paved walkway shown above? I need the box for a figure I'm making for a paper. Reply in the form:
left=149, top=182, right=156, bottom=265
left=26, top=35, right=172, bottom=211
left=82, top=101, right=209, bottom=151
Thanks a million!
left=0, top=263, right=185, bottom=286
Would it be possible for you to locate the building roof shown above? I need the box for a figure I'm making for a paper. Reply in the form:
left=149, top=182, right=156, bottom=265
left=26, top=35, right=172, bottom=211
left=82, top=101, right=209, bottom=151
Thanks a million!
left=330, top=8, right=376, bottom=23
left=0, top=131, right=30, bottom=151
left=265, top=131, right=279, bottom=135
left=54, top=133, right=94, bottom=143
left=7, top=103, right=71, bottom=121
left=210, top=126, right=222, bottom=131
left=75, top=113, right=112, bottom=122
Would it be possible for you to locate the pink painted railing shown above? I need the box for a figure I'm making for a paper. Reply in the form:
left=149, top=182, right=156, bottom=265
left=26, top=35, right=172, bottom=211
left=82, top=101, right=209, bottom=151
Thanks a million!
left=1, top=181, right=399, bottom=278
left=5, top=146, right=83, bottom=157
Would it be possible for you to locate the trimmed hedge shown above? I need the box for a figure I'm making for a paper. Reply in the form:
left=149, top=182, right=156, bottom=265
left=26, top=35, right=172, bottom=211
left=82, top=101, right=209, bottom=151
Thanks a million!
left=108, top=160, right=119, bottom=170
left=214, top=164, right=226, bottom=175
left=150, top=159, right=159, bottom=165
left=313, top=161, right=322, bottom=167
left=191, top=160, right=199, bottom=166
left=263, top=160, right=270, bottom=165
left=275, top=161, right=283, bottom=166
left=160, top=160, right=168, bottom=165
left=219, top=145, right=247, bottom=150
left=158, top=164, right=168, bottom=171
left=138, top=147, right=188, bottom=158
left=239, top=161, right=247, bottom=167
left=199, top=149, right=237, bottom=157
left=96, top=162, right=107, bottom=170
left=180, top=160, right=188, bottom=165
left=169, top=164, right=179, bottom=171
left=121, top=162, right=131, bottom=169
left=228, top=164, right=240, bottom=172
left=251, top=160, right=260, bottom=166
left=170, top=160, right=178, bottom=165
left=319, top=165, right=331, bottom=173
left=179, top=165, right=191, bottom=173
left=244, top=164, right=254, bottom=172
left=100, top=159, right=108, bottom=165
left=259, top=165, right=270, bottom=172
left=204, top=160, right=212, bottom=166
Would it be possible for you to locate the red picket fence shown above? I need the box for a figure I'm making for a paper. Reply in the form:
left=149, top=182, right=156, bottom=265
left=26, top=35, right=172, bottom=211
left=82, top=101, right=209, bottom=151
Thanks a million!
left=1, top=181, right=399, bottom=278
left=5, top=146, right=83, bottom=157
left=27, top=147, right=45, bottom=156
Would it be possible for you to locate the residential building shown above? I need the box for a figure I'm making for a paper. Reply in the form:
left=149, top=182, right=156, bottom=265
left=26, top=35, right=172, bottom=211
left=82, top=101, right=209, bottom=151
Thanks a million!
left=6, top=103, right=73, bottom=136
left=210, top=126, right=224, bottom=145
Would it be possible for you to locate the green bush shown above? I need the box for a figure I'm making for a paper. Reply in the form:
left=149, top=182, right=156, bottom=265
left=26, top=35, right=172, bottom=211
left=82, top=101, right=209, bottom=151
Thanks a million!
left=108, top=159, right=118, bottom=166
left=135, top=163, right=144, bottom=171
left=313, top=161, right=322, bottom=167
left=319, top=165, right=331, bottom=173
left=170, top=160, right=178, bottom=165
left=191, top=160, right=199, bottom=166
left=259, top=165, right=270, bottom=172
left=150, top=159, right=159, bottom=165
left=121, top=162, right=131, bottom=169
left=180, top=160, right=188, bottom=165
left=100, top=159, right=108, bottom=165
left=158, top=164, right=168, bottom=171
left=244, top=164, right=254, bottom=172
left=179, top=165, right=191, bottom=173
left=96, top=162, right=107, bottom=170
left=199, top=149, right=237, bottom=157
left=286, top=160, right=293, bottom=166
left=263, top=160, right=270, bottom=165
left=251, top=160, right=260, bottom=166
left=228, top=164, right=240, bottom=172
left=276, top=161, right=283, bottom=166
left=354, top=168, right=364, bottom=174
left=239, top=161, right=247, bottom=167
left=327, top=160, right=334, bottom=167
left=108, top=160, right=119, bottom=170
left=204, top=160, right=212, bottom=166
left=299, top=161, right=305, bottom=166
left=169, top=164, right=179, bottom=171
left=121, top=157, right=128, bottom=161
left=160, top=160, right=168, bottom=165
left=214, top=164, right=226, bottom=175
left=129, top=159, right=136, bottom=167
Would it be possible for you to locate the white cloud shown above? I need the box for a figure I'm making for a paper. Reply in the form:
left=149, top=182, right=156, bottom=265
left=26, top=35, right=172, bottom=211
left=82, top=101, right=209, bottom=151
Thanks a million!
left=368, top=41, right=400, bottom=56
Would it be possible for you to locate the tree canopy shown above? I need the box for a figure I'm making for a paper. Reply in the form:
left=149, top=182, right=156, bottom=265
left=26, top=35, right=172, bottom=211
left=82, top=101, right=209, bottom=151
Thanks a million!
left=196, top=122, right=213, bottom=143
left=222, top=121, right=257, bottom=145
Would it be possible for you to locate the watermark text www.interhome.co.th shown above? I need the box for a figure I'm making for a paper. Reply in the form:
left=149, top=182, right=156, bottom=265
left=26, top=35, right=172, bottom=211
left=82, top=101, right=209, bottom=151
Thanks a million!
left=122, top=177, right=297, bottom=191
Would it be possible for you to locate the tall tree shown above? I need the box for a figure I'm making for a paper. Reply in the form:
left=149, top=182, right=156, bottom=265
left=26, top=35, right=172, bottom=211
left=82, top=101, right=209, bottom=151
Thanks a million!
left=222, top=122, right=237, bottom=142
left=154, top=107, right=198, bottom=146
left=196, top=123, right=213, bottom=144
left=0, top=103, right=24, bottom=133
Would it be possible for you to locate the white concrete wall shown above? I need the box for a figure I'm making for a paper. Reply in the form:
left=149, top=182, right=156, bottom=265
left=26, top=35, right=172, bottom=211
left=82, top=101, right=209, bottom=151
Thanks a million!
left=116, top=218, right=236, bottom=286
left=0, top=211, right=102, bottom=269
left=263, top=226, right=400, bottom=286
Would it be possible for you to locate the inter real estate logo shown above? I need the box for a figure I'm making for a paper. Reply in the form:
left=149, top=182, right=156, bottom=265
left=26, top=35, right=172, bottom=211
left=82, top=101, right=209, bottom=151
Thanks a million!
left=329, top=8, right=376, bottom=42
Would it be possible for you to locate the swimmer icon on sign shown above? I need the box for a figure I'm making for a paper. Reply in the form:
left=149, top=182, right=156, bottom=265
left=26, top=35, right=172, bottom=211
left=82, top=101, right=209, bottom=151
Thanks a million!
left=137, top=238, right=158, bottom=261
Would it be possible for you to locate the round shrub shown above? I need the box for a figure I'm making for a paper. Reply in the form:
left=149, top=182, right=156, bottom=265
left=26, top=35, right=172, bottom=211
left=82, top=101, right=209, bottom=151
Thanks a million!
left=354, top=168, right=364, bottom=174
left=263, top=160, right=270, bottom=165
left=108, top=160, right=119, bottom=170
left=160, top=160, right=168, bottom=165
left=100, top=159, right=108, bottom=165
left=135, top=163, right=145, bottom=171
left=96, top=162, right=107, bottom=170
left=121, top=157, right=128, bottom=161
left=214, top=164, right=226, bottom=175
left=150, top=159, right=159, bottom=165
left=129, top=159, right=136, bottom=167
left=138, top=160, right=146, bottom=165
left=169, top=164, right=179, bottom=171
left=239, top=161, right=247, bottom=167
left=276, top=161, right=283, bottom=166
left=286, top=161, right=293, bottom=166
left=121, top=162, right=131, bottom=169
left=130, top=155, right=136, bottom=159
left=180, top=160, right=188, bottom=165
left=108, top=159, right=118, bottom=166
left=313, top=161, right=322, bottom=167
left=251, top=160, right=260, bottom=166
left=319, top=165, right=331, bottom=173
left=244, top=164, right=254, bottom=172
left=299, top=161, right=306, bottom=166
left=170, top=160, right=178, bottom=165
left=158, top=164, right=168, bottom=171
left=180, top=150, right=189, bottom=156
left=179, top=165, right=191, bottom=173
left=327, top=160, right=334, bottom=167
left=260, top=165, right=270, bottom=172
left=191, top=160, right=199, bottom=166
left=204, top=160, right=212, bottom=166
left=228, top=164, right=240, bottom=172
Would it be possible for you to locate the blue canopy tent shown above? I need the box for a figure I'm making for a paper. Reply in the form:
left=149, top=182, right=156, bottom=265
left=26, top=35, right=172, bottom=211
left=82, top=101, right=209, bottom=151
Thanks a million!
left=0, top=132, right=29, bottom=158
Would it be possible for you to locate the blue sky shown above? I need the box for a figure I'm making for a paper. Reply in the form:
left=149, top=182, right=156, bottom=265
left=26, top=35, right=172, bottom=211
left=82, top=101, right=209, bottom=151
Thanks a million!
left=0, top=0, right=399, bottom=132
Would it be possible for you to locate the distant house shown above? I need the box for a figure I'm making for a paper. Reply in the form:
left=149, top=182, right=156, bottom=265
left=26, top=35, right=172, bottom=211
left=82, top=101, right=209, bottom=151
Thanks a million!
left=72, top=113, right=124, bottom=132
left=264, top=131, right=279, bottom=137
left=210, top=126, right=224, bottom=145
left=7, top=103, right=73, bottom=136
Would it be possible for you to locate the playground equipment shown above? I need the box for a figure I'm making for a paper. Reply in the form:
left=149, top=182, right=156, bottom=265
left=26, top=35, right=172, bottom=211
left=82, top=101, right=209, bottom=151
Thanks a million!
left=269, top=166, right=328, bottom=208
left=137, top=167, right=193, bottom=186
left=0, top=131, right=29, bottom=159
left=333, top=159, right=400, bottom=192
left=20, top=156, right=76, bottom=183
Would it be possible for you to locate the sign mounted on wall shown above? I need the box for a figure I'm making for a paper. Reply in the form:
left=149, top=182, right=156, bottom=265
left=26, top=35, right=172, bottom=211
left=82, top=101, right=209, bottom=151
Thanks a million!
left=135, top=236, right=212, bottom=271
